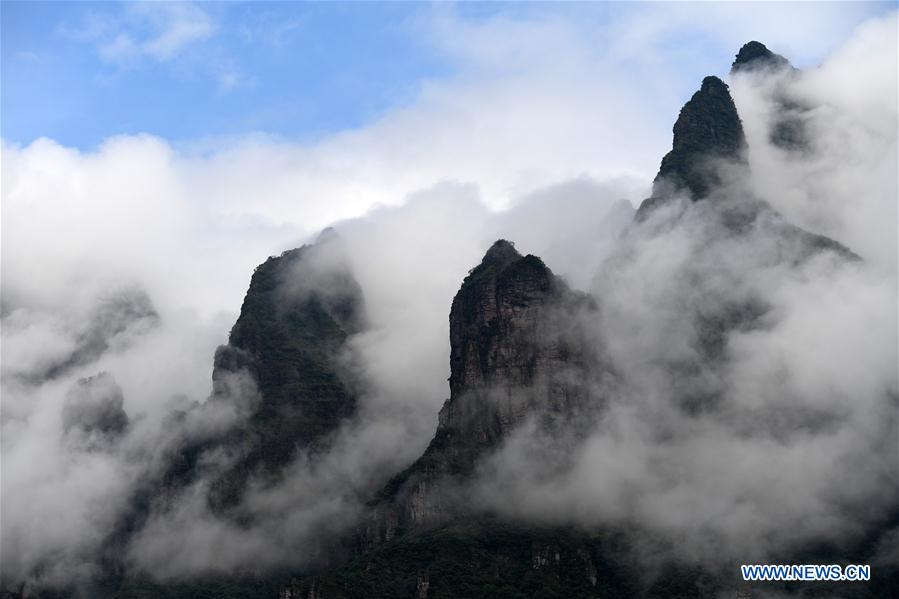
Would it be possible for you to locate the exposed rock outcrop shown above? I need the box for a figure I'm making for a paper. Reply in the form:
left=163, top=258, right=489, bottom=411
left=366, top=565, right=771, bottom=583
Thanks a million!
left=362, top=240, right=600, bottom=544
left=635, top=76, right=747, bottom=219
left=730, top=41, right=812, bottom=152
left=731, top=40, right=792, bottom=73
left=212, top=230, right=365, bottom=473
left=149, top=231, right=368, bottom=513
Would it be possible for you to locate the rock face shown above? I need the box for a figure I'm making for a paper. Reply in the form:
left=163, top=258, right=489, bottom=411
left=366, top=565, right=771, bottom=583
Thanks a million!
left=731, top=40, right=811, bottom=152
left=363, top=240, right=599, bottom=543
left=634, top=49, right=854, bottom=263
left=635, top=76, right=746, bottom=219
left=212, top=231, right=365, bottom=474
left=148, top=231, right=367, bottom=512
left=731, top=40, right=791, bottom=73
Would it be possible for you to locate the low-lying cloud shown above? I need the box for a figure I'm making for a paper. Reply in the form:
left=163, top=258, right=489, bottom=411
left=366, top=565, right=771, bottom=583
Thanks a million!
left=1, top=8, right=896, bottom=593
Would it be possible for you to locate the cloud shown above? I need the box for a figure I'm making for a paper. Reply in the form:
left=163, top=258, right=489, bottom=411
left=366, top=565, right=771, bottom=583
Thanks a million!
left=64, top=2, right=216, bottom=66
left=1, top=5, right=896, bottom=591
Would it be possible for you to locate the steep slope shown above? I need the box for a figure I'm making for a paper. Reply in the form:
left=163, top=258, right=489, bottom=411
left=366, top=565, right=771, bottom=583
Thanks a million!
left=212, top=230, right=365, bottom=474
left=634, top=75, right=747, bottom=220
left=633, top=60, right=856, bottom=263
left=5, top=234, right=369, bottom=599
left=731, top=41, right=812, bottom=154
left=154, top=231, right=367, bottom=514
left=731, top=40, right=792, bottom=73
left=361, top=240, right=599, bottom=544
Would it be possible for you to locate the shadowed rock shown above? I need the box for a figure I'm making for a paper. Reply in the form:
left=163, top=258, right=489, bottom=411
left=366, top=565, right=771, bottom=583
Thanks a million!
left=635, top=76, right=746, bottom=219
left=206, top=231, right=366, bottom=502
left=731, top=40, right=792, bottom=73
left=364, top=240, right=600, bottom=543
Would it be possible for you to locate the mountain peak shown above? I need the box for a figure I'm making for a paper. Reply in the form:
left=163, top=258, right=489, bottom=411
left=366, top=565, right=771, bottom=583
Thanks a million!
left=661, top=75, right=745, bottom=195
left=635, top=74, right=746, bottom=220
left=700, top=75, right=728, bottom=93
left=731, top=41, right=791, bottom=73
left=481, top=239, right=521, bottom=268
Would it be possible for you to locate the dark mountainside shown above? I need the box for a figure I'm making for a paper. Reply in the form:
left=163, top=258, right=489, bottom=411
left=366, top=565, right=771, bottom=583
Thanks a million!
left=5, top=42, right=894, bottom=599
left=167, top=231, right=366, bottom=517
left=731, top=41, right=792, bottom=73
left=209, top=230, right=365, bottom=482
left=634, top=75, right=747, bottom=220
left=361, top=240, right=601, bottom=547
left=730, top=41, right=811, bottom=152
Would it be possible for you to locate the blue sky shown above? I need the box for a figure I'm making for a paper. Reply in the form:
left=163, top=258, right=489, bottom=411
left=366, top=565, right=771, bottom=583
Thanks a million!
left=3, top=1, right=894, bottom=150
left=2, top=2, right=457, bottom=147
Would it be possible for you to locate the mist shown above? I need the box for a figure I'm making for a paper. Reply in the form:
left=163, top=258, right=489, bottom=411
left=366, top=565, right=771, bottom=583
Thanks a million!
left=1, top=7, right=896, bottom=593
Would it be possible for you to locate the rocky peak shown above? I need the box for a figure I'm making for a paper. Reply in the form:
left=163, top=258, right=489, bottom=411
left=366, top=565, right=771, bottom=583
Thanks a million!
left=658, top=76, right=746, bottom=195
left=732, top=41, right=811, bottom=153
left=365, top=241, right=598, bottom=540
left=635, top=75, right=746, bottom=219
left=449, top=242, right=557, bottom=396
left=731, top=41, right=792, bottom=73
left=479, top=239, right=522, bottom=269
left=207, top=231, right=365, bottom=498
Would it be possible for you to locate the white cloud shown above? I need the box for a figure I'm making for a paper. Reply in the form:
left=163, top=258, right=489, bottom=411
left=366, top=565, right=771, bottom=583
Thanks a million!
left=68, top=2, right=216, bottom=66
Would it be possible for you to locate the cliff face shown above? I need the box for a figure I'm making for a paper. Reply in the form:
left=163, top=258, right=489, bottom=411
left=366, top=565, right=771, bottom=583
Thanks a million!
left=633, top=59, right=855, bottom=264
left=635, top=76, right=747, bottom=219
left=443, top=240, right=596, bottom=457
left=730, top=40, right=811, bottom=153
left=731, top=40, right=791, bottom=73
left=363, top=240, right=599, bottom=544
left=212, top=232, right=365, bottom=473
left=153, top=232, right=367, bottom=512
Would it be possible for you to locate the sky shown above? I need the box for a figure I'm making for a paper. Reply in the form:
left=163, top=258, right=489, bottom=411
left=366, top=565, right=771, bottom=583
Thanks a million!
left=2, top=1, right=894, bottom=151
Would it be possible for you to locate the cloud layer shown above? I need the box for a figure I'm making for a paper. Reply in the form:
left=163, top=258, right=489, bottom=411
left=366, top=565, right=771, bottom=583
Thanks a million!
left=1, top=8, right=896, bottom=591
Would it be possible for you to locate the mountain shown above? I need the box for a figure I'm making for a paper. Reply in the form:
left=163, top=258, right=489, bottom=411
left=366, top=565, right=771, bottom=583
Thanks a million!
left=731, top=41, right=792, bottom=73
left=730, top=41, right=811, bottom=152
left=634, top=76, right=746, bottom=220
left=283, top=43, right=876, bottom=599
left=633, top=64, right=855, bottom=262
left=212, top=229, right=365, bottom=474
left=361, top=240, right=600, bottom=545
left=165, top=231, right=367, bottom=510
left=61, top=372, right=129, bottom=450
left=8, top=40, right=891, bottom=599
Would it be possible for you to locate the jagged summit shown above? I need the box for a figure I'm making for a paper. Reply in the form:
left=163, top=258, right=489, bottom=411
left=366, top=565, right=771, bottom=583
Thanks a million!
left=731, top=41, right=791, bottom=73
left=635, top=75, right=746, bottom=219
left=203, top=232, right=365, bottom=506
left=659, top=76, right=746, bottom=195
left=480, top=238, right=521, bottom=268
left=361, top=239, right=599, bottom=548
